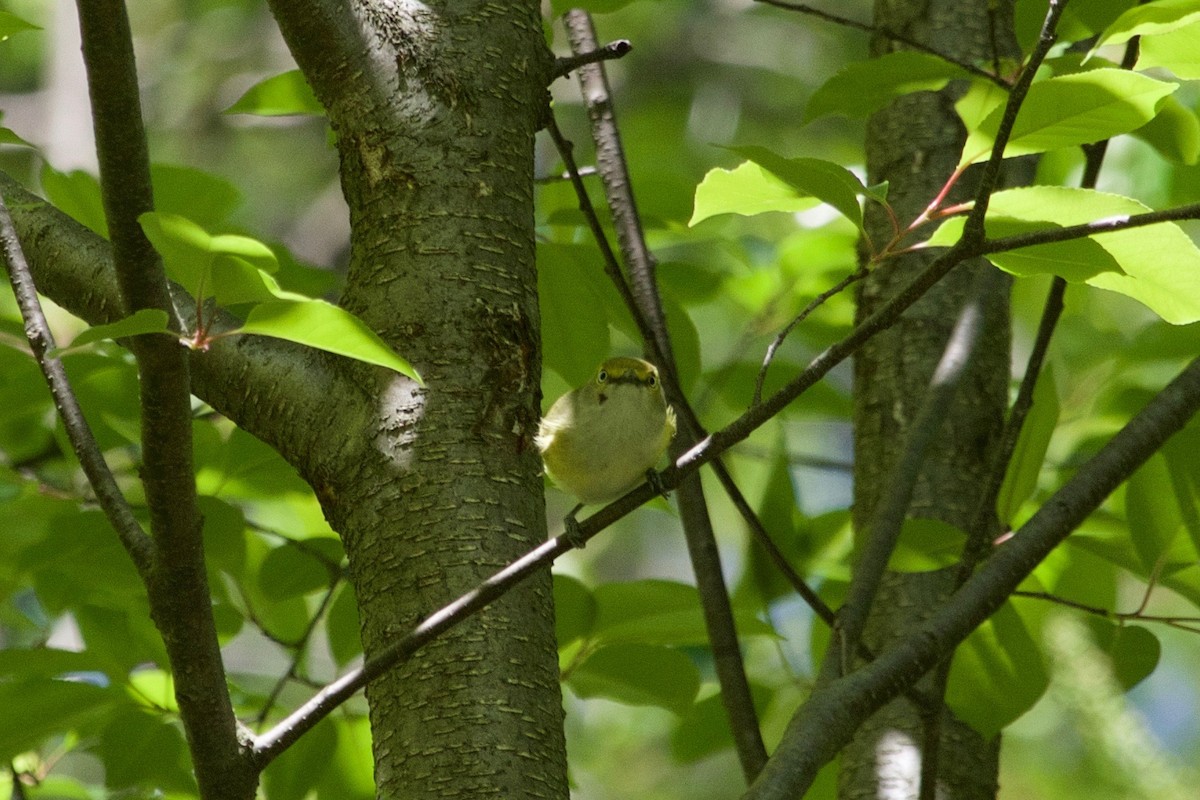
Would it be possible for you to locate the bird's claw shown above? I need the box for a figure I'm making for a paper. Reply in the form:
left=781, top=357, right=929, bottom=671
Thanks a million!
left=562, top=504, right=587, bottom=549
left=645, top=468, right=669, bottom=500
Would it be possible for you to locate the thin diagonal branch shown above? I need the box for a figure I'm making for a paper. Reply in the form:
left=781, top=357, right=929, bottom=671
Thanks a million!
left=746, top=353, right=1200, bottom=799
left=833, top=266, right=1002, bottom=674
left=562, top=9, right=768, bottom=778
left=0, top=190, right=154, bottom=575
left=754, top=0, right=1011, bottom=88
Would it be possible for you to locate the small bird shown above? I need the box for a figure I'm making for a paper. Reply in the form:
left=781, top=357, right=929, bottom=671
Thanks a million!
left=536, top=357, right=676, bottom=544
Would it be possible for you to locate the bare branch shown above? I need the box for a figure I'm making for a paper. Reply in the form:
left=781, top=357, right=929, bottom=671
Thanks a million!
left=552, top=39, right=632, bottom=80
left=754, top=0, right=1011, bottom=88
left=0, top=190, right=154, bottom=575
left=75, top=1, right=252, bottom=795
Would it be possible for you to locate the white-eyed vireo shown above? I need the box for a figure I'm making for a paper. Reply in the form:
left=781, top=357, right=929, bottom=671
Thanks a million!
left=537, top=357, right=676, bottom=534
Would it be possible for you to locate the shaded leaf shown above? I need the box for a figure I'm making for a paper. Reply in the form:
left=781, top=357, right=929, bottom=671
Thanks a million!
left=997, top=366, right=1060, bottom=524
left=946, top=600, right=1048, bottom=736
left=553, top=573, right=597, bottom=650
left=54, top=309, right=171, bottom=355
left=567, top=643, right=700, bottom=714
left=887, top=518, right=968, bottom=572
left=805, top=51, right=969, bottom=121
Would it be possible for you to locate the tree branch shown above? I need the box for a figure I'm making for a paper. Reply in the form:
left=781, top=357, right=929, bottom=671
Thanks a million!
left=754, top=0, right=1011, bottom=88
left=0, top=190, right=155, bottom=575
left=563, top=9, right=768, bottom=778
left=744, top=353, right=1200, bottom=799
left=75, top=2, right=253, bottom=795
left=834, top=265, right=1002, bottom=673
left=552, top=39, right=632, bottom=80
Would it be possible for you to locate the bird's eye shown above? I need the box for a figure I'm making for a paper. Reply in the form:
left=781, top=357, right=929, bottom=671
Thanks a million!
left=648, top=373, right=657, bottom=387
left=597, top=369, right=608, bottom=384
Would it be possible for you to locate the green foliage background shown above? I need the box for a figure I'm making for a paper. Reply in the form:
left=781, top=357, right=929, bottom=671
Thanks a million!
left=1, top=0, right=1200, bottom=798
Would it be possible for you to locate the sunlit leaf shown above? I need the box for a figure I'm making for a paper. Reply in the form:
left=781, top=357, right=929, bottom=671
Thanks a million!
left=0, top=11, right=40, bottom=41
left=960, top=69, right=1177, bottom=165
left=723, top=146, right=867, bottom=230
left=690, top=161, right=819, bottom=225
left=225, top=69, right=325, bottom=117
left=240, top=299, right=420, bottom=380
left=1137, top=19, right=1200, bottom=79
left=1098, top=0, right=1200, bottom=47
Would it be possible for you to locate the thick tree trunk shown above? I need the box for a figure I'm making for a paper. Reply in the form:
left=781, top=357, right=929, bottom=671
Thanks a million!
left=268, top=3, right=567, bottom=797
left=845, top=2, right=1022, bottom=797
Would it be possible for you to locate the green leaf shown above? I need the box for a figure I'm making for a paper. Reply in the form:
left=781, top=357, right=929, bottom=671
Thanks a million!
left=1086, top=619, right=1161, bottom=691
left=1126, top=452, right=1198, bottom=577
left=960, top=69, right=1178, bottom=165
left=0, top=679, right=114, bottom=761
left=139, top=211, right=278, bottom=303
left=592, top=580, right=774, bottom=647
left=0, top=11, right=41, bottom=41
left=316, top=717, right=375, bottom=800
left=198, top=495, right=247, bottom=580
left=538, top=243, right=611, bottom=386
left=98, top=706, right=195, bottom=794
left=690, top=161, right=819, bottom=225
left=258, top=537, right=342, bottom=601
left=150, top=164, right=242, bottom=228
left=946, top=600, right=1048, bottom=737
left=0, top=126, right=34, bottom=147
left=225, top=69, right=325, bottom=117
left=327, top=583, right=363, bottom=668
left=1137, top=19, right=1200, bottom=79
left=54, top=309, right=171, bottom=355
left=1098, top=0, right=1200, bottom=47
left=240, top=299, right=420, bottom=380
left=887, top=518, right=968, bottom=572
left=41, top=165, right=107, bottom=236
left=928, top=215, right=1123, bottom=281
left=997, top=366, right=1060, bottom=523
left=262, top=717, right=338, bottom=800
left=723, top=146, right=866, bottom=231
left=549, top=0, right=638, bottom=15
left=944, top=187, right=1200, bottom=323
left=1134, top=93, right=1200, bottom=165
left=566, top=643, right=700, bottom=714
left=553, top=574, right=597, bottom=650
left=804, top=51, right=969, bottom=122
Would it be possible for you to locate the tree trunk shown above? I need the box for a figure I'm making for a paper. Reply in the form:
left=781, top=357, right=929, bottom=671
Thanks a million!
left=269, top=3, right=568, bottom=797
left=845, top=2, right=1022, bottom=797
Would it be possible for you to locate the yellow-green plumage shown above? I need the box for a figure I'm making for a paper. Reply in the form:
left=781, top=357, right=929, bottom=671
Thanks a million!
left=536, top=357, right=676, bottom=505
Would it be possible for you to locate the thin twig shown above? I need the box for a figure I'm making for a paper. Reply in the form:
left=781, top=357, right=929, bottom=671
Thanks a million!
left=753, top=268, right=866, bottom=406
left=552, top=39, right=632, bottom=80
left=256, top=580, right=342, bottom=727
left=0, top=190, right=155, bottom=575
left=754, top=0, right=1011, bottom=88
left=563, top=9, right=767, bottom=778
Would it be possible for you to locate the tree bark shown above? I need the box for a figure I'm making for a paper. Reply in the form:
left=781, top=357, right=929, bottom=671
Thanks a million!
left=258, top=3, right=568, bottom=797
left=845, top=1, right=1022, bottom=797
